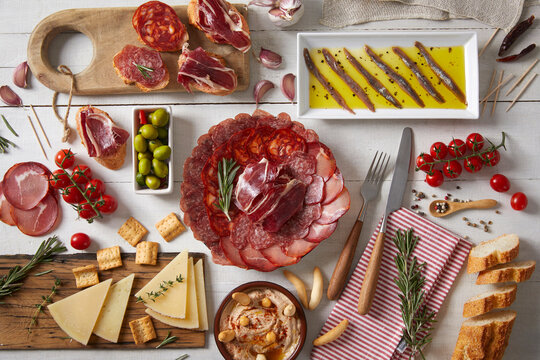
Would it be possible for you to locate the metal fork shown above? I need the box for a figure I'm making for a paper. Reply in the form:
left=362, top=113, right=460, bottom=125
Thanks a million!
left=327, top=151, right=390, bottom=300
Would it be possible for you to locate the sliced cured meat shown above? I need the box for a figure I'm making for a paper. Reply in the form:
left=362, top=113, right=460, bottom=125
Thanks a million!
left=305, top=175, right=324, bottom=205
left=188, top=0, right=251, bottom=53
left=260, top=179, right=306, bottom=232
left=261, top=245, right=299, bottom=267
left=2, top=162, right=51, bottom=210
left=239, top=243, right=278, bottom=272
left=291, top=121, right=319, bottom=143
left=282, top=239, right=318, bottom=258
left=318, top=187, right=351, bottom=225
left=307, top=142, right=337, bottom=181
left=229, top=128, right=255, bottom=166
left=209, top=243, right=233, bottom=266
left=305, top=221, right=338, bottom=243
left=230, top=214, right=252, bottom=249
left=235, top=159, right=279, bottom=211
left=221, top=236, right=249, bottom=268
left=284, top=151, right=316, bottom=184
left=257, top=112, right=292, bottom=129
left=0, top=183, right=15, bottom=226
left=132, top=1, right=188, bottom=52
left=266, top=129, right=306, bottom=162
left=322, top=169, right=344, bottom=205
left=112, top=45, right=169, bottom=92
left=279, top=203, right=322, bottom=238
left=210, top=117, right=251, bottom=147
left=246, top=126, right=274, bottom=161
left=10, top=194, right=58, bottom=236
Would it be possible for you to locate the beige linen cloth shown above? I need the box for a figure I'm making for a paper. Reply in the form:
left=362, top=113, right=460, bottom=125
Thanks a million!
left=321, top=0, right=540, bottom=31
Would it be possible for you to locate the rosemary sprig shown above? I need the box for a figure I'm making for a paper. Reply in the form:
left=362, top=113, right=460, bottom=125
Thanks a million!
left=136, top=274, right=184, bottom=304
left=217, top=158, right=240, bottom=221
left=132, top=62, right=154, bottom=79
left=34, top=269, right=54, bottom=277
left=0, top=135, right=16, bottom=153
left=156, top=331, right=178, bottom=349
left=175, top=355, right=189, bottom=360
left=28, top=278, right=61, bottom=333
left=2, top=115, right=19, bottom=136
left=392, top=229, right=436, bottom=360
left=0, top=236, right=66, bottom=300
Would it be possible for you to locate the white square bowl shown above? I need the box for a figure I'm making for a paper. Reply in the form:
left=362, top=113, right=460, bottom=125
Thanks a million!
left=132, top=105, right=174, bottom=195
left=297, top=31, right=479, bottom=120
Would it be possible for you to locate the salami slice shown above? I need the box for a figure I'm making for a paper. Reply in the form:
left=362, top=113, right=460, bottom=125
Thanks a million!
left=257, top=112, right=292, bottom=129
left=305, top=175, right=324, bottom=205
left=261, top=245, right=299, bottom=267
left=305, top=221, right=338, bottom=243
left=322, top=169, right=344, bottom=205
left=209, top=243, right=233, bottom=266
left=266, top=129, right=306, bottom=162
left=112, top=45, right=169, bottom=91
left=317, top=187, right=351, bottom=225
left=0, top=183, right=15, bottom=226
left=229, top=128, right=254, bottom=166
left=2, top=162, right=51, bottom=210
left=284, top=151, right=316, bottom=184
left=11, top=194, right=58, bottom=236
left=246, top=126, right=274, bottom=161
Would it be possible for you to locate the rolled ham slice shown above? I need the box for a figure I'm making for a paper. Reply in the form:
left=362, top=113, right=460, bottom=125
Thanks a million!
left=0, top=182, right=15, bottom=226
left=10, top=194, right=58, bottom=236
left=2, top=162, right=51, bottom=210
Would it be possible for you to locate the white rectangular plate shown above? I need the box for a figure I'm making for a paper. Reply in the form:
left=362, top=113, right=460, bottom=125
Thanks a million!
left=297, top=31, right=479, bottom=120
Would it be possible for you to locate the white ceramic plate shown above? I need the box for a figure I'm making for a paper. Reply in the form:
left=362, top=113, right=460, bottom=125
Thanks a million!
left=132, top=105, right=174, bottom=195
left=297, top=31, right=479, bottom=120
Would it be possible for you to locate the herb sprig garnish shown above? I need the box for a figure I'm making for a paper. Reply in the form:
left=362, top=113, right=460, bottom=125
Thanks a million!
left=217, top=158, right=240, bottom=221
left=0, top=237, right=66, bottom=300
left=393, top=229, right=436, bottom=360
left=28, top=278, right=61, bottom=333
left=2, top=115, right=18, bottom=137
left=156, top=331, right=178, bottom=349
left=136, top=274, right=184, bottom=304
left=132, top=62, right=154, bottom=79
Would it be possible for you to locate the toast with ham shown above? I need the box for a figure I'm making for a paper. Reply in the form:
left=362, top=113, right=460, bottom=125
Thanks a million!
left=467, top=234, right=519, bottom=274
left=75, top=106, right=130, bottom=170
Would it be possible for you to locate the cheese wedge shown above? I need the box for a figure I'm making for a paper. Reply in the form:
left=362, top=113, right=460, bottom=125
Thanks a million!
left=145, top=257, right=199, bottom=329
left=48, top=279, right=112, bottom=345
left=93, top=274, right=135, bottom=342
left=135, top=250, right=189, bottom=318
left=194, top=259, right=209, bottom=331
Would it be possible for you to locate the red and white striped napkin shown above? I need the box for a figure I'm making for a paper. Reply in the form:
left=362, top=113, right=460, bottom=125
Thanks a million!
left=311, top=207, right=472, bottom=360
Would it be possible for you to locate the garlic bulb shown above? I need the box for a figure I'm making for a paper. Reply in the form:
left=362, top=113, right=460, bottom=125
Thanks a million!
left=249, top=0, right=304, bottom=28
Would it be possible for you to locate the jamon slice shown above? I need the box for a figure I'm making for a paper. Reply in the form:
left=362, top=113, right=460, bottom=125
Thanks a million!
left=239, top=243, right=278, bottom=272
left=220, top=236, right=249, bottom=268
left=305, top=222, right=338, bottom=243
left=113, top=45, right=169, bottom=92
left=235, top=158, right=279, bottom=211
left=2, top=162, right=51, bottom=210
left=283, top=239, right=318, bottom=258
left=0, top=183, right=15, bottom=226
left=177, top=45, right=238, bottom=95
left=307, top=142, right=337, bottom=181
left=318, top=187, right=351, bottom=225
left=11, top=194, right=58, bottom=236
left=261, top=245, right=299, bottom=267
left=322, top=169, right=344, bottom=205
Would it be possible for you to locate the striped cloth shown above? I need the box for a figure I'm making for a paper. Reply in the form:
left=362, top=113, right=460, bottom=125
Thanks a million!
left=311, top=207, right=472, bottom=360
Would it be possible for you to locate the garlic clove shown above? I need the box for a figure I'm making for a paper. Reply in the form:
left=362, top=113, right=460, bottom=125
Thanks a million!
left=268, top=1, right=304, bottom=27
left=0, top=85, right=22, bottom=106
left=281, top=73, right=296, bottom=102
left=13, top=61, right=29, bottom=88
left=257, top=48, right=282, bottom=69
left=253, top=80, right=275, bottom=107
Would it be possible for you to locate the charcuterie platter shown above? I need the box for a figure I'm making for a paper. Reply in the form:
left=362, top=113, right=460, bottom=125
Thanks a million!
left=27, top=4, right=249, bottom=95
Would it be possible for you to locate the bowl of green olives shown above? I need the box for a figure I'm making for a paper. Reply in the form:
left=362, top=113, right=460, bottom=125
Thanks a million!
left=132, top=106, right=173, bottom=194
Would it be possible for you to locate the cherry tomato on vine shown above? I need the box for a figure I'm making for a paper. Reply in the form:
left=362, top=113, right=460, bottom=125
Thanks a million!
left=464, top=156, right=483, bottom=173
left=466, top=133, right=484, bottom=152
left=510, top=192, right=528, bottom=211
left=490, top=174, right=510, bottom=193
left=49, top=169, right=70, bottom=189
left=416, top=153, right=434, bottom=172
left=448, top=139, right=467, bottom=157
left=85, top=179, right=106, bottom=201
left=79, top=202, right=98, bottom=220
left=443, top=160, right=462, bottom=178
left=55, top=149, right=75, bottom=168
left=425, top=170, right=444, bottom=187
left=430, top=142, right=448, bottom=160
left=72, top=164, right=92, bottom=185
left=62, top=186, right=84, bottom=204
left=71, top=233, right=91, bottom=250
left=481, top=150, right=501, bottom=167
left=97, top=194, right=118, bottom=214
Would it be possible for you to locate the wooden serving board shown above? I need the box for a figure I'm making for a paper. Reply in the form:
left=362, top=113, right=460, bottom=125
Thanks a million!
left=0, top=252, right=206, bottom=349
left=27, top=5, right=249, bottom=95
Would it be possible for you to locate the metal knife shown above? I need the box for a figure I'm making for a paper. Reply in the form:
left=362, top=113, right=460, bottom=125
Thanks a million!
left=357, top=127, right=413, bottom=315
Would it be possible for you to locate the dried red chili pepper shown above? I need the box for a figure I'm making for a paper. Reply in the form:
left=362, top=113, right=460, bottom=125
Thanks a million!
left=498, top=15, right=535, bottom=56
left=497, top=43, right=536, bottom=62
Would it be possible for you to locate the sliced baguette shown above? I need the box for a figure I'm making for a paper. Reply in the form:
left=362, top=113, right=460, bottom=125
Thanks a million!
left=463, top=285, right=517, bottom=318
left=451, top=310, right=516, bottom=360
left=467, top=234, right=519, bottom=274
left=476, top=260, right=536, bottom=285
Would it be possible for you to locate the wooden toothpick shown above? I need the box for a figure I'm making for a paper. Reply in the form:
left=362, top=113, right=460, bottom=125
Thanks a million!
left=481, top=69, right=497, bottom=116
left=478, top=28, right=500, bottom=58
left=491, top=70, right=504, bottom=115
left=27, top=115, right=47, bottom=159
left=506, top=73, right=537, bottom=112
left=30, top=105, right=51, bottom=148
left=505, top=59, right=538, bottom=96
left=480, top=74, right=515, bottom=103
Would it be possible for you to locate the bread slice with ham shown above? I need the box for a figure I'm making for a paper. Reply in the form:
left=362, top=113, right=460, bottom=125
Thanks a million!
left=75, top=106, right=130, bottom=170
left=113, top=45, right=169, bottom=92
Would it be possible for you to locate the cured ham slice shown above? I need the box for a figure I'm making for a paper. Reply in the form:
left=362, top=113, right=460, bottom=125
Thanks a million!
left=0, top=183, right=15, bottom=226
left=318, top=188, right=351, bottom=225
left=177, top=45, right=238, bottom=95
left=261, top=245, right=299, bottom=267
left=2, top=162, right=51, bottom=210
left=113, top=45, right=169, bottom=92
left=308, top=142, right=337, bottom=181
left=305, top=175, right=324, bottom=205
left=322, top=169, right=344, bottom=205
left=283, top=239, right=318, bottom=258
left=305, top=222, right=338, bottom=243
left=221, top=236, right=249, bottom=268
left=235, top=158, right=279, bottom=211
left=11, top=194, right=58, bottom=236
left=239, top=243, right=278, bottom=272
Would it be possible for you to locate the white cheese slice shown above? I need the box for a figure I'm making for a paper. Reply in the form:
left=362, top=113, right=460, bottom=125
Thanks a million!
left=48, top=279, right=112, bottom=345
left=194, top=259, right=209, bottom=331
left=145, top=257, right=199, bottom=329
left=93, top=274, right=135, bottom=343
left=135, top=250, right=189, bottom=319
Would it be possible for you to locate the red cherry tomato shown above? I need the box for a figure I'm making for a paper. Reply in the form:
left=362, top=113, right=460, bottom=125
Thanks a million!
left=71, top=233, right=91, bottom=250
left=97, top=194, right=118, bottom=214
left=79, top=202, right=98, bottom=220
left=443, top=160, right=462, bottom=179
left=425, top=170, right=444, bottom=187
left=72, top=165, right=92, bottom=185
left=466, top=133, right=484, bottom=152
left=85, top=179, right=106, bottom=201
left=464, top=156, right=483, bottom=173
left=430, top=142, right=448, bottom=160
left=139, top=109, right=148, bottom=125
left=55, top=149, right=75, bottom=169
left=448, top=139, right=467, bottom=157
left=62, top=186, right=84, bottom=204
left=490, top=174, right=510, bottom=193
left=416, top=153, right=434, bottom=173
left=510, top=192, right=528, bottom=211
left=481, top=150, right=501, bottom=167
left=49, top=169, right=70, bottom=189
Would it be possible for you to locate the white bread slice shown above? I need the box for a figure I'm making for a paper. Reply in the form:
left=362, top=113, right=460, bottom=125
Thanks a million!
left=476, top=260, right=536, bottom=285
left=467, top=234, right=519, bottom=274
left=463, top=285, right=517, bottom=318
left=451, top=310, right=516, bottom=360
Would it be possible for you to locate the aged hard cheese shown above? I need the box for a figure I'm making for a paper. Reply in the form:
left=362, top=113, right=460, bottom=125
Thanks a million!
left=48, top=279, right=112, bottom=345
left=93, top=274, right=135, bottom=343
left=146, top=257, right=199, bottom=329
left=194, top=259, right=208, bottom=331
left=135, top=250, right=189, bottom=318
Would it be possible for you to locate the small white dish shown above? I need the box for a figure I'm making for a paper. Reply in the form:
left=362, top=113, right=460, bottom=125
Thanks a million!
left=297, top=31, right=479, bottom=120
left=132, top=105, right=174, bottom=195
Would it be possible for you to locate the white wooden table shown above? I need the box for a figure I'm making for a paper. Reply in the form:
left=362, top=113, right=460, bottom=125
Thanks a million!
left=1, top=1, right=539, bottom=359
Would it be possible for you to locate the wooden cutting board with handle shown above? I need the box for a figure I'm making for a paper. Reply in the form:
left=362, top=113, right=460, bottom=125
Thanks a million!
left=0, top=252, right=206, bottom=349
left=27, top=5, right=249, bottom=95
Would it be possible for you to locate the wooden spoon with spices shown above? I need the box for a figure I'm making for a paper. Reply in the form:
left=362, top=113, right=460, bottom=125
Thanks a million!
left=429, top=199, right=497, bottom=218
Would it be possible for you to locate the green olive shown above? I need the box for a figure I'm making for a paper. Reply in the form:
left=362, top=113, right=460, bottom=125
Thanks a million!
left=148, top=139, right=163, bottom=153
left=145, top=175, right=160, bottom=190
left=157, top=127, right=168, bottom=140
left=136, top=172, right=146, bottom=187
left=138, top=158, right=151, bottom=175
left=153, top=145, right=172, bottom=161
left=140, top=124, right=158, bottom=140
left=134, top=134, right=148, bottom=153
left=152, top=159, right=169, bottom=178
left=149, top=108, right=169, bottom=127
left=138, top=151, right=152, bottom=161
